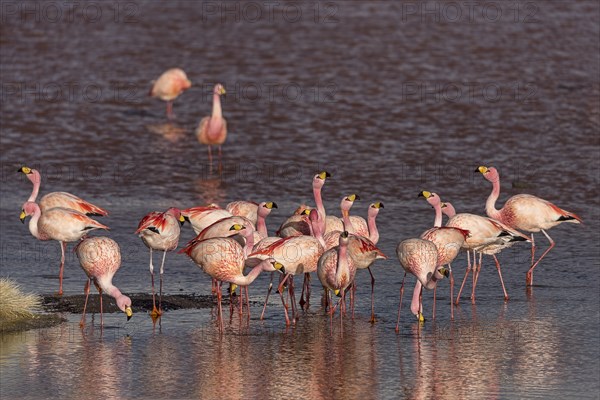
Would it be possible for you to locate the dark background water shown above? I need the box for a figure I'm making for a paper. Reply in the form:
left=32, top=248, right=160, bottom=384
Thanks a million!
left=1, top=1, right=599, bottom=399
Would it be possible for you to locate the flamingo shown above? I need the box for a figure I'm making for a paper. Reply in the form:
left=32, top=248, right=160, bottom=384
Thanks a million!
left=150, top=68, right=192, bottom=120
left=226, top=201, right=259, bottom=225
left=181, top=204, right=233, bottom=235
left=396, top=238, right=447, bottom=332
left=192, top=216, right=260, bottom=256
left=440, top=200, right=529, bottom=303
left=418, top=192, right=469, bottom=319
left=75, top=237, right=133, bottom=327
left=277, top=204, right=313, bottom=237
left=18, top=166, right=108, bottom=216
left=317, top=231, right=356, bottom=329
left=20, top=201, right=109, bottom=295
left=324, top=194, right=361, bottom=234
left=135, top=207, right=186, bottom=317
left=180, top=225, right=284, bottom=332
left=477, top=166, right=583, bottom=286
left=196, top=83, right=227, bottom=170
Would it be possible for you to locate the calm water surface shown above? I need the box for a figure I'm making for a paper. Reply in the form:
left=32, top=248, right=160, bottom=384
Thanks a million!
left=1, top=1, right=599, bottom=399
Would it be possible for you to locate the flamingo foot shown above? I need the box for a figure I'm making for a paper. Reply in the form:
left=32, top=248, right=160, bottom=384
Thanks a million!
left=526, top=271, right=533, bottom=286
left=369, top=314, right=377, bottom=324
left=150, top=306, right=162, bottom=320
left=55, top=290, right=63, bottom=297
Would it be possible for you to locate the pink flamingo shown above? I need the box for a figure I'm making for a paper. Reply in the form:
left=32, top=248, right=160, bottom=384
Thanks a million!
left=135, top=207, right=186, bottom=317
left=75, top=237, right=133, bottom=327
left=418, top=192, right=469, bottom=319
left=317, top=231, right=356, bottom=329
left=196, top=83, right=227, bottom=169
left=395, top=238, right=447, bottom=332
left=181, top=205, right=233, bottom=235
left=19, top=166, right=108, bottom=216
left=226, top=201, right=259, bottom=225
left=20, top=202, right=109, bottom=295
left=325, top=194, right=361, bottom=234
left=477, top=166, right=583, bottom=286
left=150, top=68, right=192, bottom=120
left=192, top=216, right=260, bottom=256
left=441, top=201, right=529, bottom=303
left=180, top=225, right=284, bottom=333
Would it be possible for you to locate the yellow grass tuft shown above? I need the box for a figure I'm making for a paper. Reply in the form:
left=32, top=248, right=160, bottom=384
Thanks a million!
left=0, top=278, right=42, bottom=321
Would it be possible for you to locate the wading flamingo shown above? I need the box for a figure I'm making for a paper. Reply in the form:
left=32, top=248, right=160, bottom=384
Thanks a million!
left=75, top=237, right=133, bottom=327
left=20, top=202, right=109, bottom=295
left=193, top=216, right=260, bottom=256
left=18, top=167, right=108, bottom=216
left=196, top=83, right=227, bottom=169
left=477, top=166, right=582, bottom=286
left=418, top=192, right=469, bottom=319
left=180, top=225, right=284, bottom=332
left=317, top=231, right=356, bottom=329
left=396, top=238, right=447, bottom=333
left=325, top=194, right=361, bottom=234
left=150, top=68, right=192, bottom=120
left=135, top=207, right=186, bottom=317
left=182, top=204, right=233, bottom=234
left=441, top=201, right=529, bottom=303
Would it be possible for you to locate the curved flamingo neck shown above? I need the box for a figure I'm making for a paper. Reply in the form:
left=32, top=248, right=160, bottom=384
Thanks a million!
left=313, top=186, right=326, bottom=232
left=232, top=259, right=271, bottom=286
left=28, top=205, right=44, bottom=240
left=256, top=215, right=268, bottom=238
left=212, top=93, right=222, bottom=118
left=28, top=172, right=41, bottom=202
left=335, top=241, right=349, bottom=284
left=367, top=213, right=379, bottom=244
left=433, top=202, right=442, bottom=227
left=486, top=177, right=502, bottom=220
left=243, top=230, right=255, bottom=257
left=410, top=280, right=422, bottom=315
left=98, top=278, right=120, bottom=299
left=310, top=217, right=326, bottom=248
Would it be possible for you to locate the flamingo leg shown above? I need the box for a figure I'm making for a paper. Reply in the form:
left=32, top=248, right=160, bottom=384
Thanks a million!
left=57, top=241, right=66, bottom=296
left=218, top=145, right=223, bottom=174
left=472, top=251, right=483, bottom=303
left=245, top=286, right=250, bottom=320
left=149, top=248, right=159, bottom=317
left=395, top=272, right=407, bottom=333
left=166, top=101, right=173, bottom=120
left=492, top=255, right=509, bottom=300
left=419, top=286, right=423, bottom=320
left=278, top=274, right=291, bottom=325
left=80, top=278, right=91, bottom=327
left=217, top=281, right=223, bottom=333
left=432, top=286, right=436, bottom=320
left=530, top=233, right=536, bottom=265
left=96, top=285, right=104, bottom=327
left=289, top=276, right=297, bottom=324
left=527, top=230, right=554, bottom=286
left=207, top=146, right=213, bottom=168
left=449, top=264, right=454, bottom=320
left=340, top=285, right=345, bottom=332
left=456, top=251, right=472, bottom=305
left=350, top=281, right=355, bottom=319
left=260, top=273, right=274, bottom=320
left=305, top=273, right=311, bottom=310
left=368, top=267, right=376, bottom=323
left=158, top=250, right=167, bottom=314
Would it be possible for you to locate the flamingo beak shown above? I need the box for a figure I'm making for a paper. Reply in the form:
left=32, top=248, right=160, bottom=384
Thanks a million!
left=125, top=306, right=133, bottom=321
left=18, top=166, right=32, bottom=174
left=19, top=210, right=26, bottom=223
left=416, top=312, right=425, bottom=323
left=318, top=171, right=331, bottom=180
left=477, top=166, right=488, bottom=174
left=333, top=289, right=341, bottom=297
left=419, top=191, right=431, bottom=198
left=230, top=284, right=238, bottom=294
left=438, top=267, right=449, bottom=278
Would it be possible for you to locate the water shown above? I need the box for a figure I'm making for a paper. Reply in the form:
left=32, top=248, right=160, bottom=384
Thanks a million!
left=1, top=1, right=599, bottom=398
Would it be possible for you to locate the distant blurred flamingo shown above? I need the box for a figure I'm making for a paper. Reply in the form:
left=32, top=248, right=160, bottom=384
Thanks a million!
left=180, top=224, right=284, bottom=332
left=75, top=237, right=133, bottom=327
left=150, top=68, right=192, bottom=120
left=19, top=166, right=108, bottom=216
left=477, top=166, right=582, bottom=286
left=396, top=238, right=447, bottom=332
left=135, top=207, right=185, bottom=317
left=20, top=201, right=109, bottom=295
left=196, top=83, right=227, bottom=170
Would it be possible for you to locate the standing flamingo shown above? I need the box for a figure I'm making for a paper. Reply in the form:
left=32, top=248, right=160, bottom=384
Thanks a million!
left=20, top=202, right=109, bottom=295
left=150, top=68, right=192, bottom=120
left=418, top=191, right=469, bottom=319
left=196, top=83, right=227, bottom=170
left=180, top=226, right=284, bottom=332
left=18, top=166, right=108, bottom=216
left=135, top=207, right=186, bottom=317
left=395, top=238, right=447, bottom=332
left=75, top=237, right=133, bottom=327
left=477, top=166, right=583, bottom=286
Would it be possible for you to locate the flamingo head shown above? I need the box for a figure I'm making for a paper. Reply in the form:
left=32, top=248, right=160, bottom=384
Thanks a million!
left=214, top=83, right=226, bottom=96
left=434, top=266, right=450, bottom=280
left=258, top=201, right=278, bottom=218
left=312, top=171, right=331, bottom=190
left=264, top=258, right=285, bottom=274
left=340, top=194, right=359, bottom=218
left=441, top=202, right=456, bottom=218
left=18, top=166, right=40, bottom=185
left=20, top=201, right=38, bottom=223
left=418, top=191, right=442, bottom=209
left=338, top=230, right=350, bottom=246
left=167, top=207, right=187, bottom=226
left=293, top=204, right=311, bottom=215
left=368, top=202, right=384, bottom=218
left=117, top=295, right=133, bottom=321
left=174, top=68, right=192, bottom=90
left=477, top=166, right=499, bottom=183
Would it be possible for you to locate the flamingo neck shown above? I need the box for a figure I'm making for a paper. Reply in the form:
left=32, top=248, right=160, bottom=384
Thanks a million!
left=311, top=218, right=326, bottom=248
left=28, top=205, right=45, bottom=240
left=243, top=230, right=255, bottom=257
left=367, top=213, right=379, bottom=244
left=232, top=259, right=271, bottom=286
left=29, top=175, right=41, bottom=202
left=410, top=280, right=422, bottom=316
left=212, top=94, right=222, bottom=118
left=99, top=278, right=121, bottom=300
left=341, top=209, right=354, bottom=232
left=433, top=202, right=442, bottom=228
left=256, top=215, right=268, bottom=238
left=486, top=177, right=502, bottom=220
left=335, top=241, right=350, bottom=286
left=313, top=186, right=326, bottom=230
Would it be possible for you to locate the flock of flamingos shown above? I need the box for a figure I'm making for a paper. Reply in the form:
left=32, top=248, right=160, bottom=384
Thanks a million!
left=17, top=68, right=583, bottom=333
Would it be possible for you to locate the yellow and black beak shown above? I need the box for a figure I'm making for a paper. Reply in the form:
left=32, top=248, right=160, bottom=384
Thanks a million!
left=416, top=312, right=425, bottom=323
left=219, top=86, right=226, bottom=95
left=229, top=224, right=244, bottom=231
left=372, top=202, right=384, bottom=209
left=125, top=306, right=133, bottom=321
left=346, top=194, right=360, bottom=202
left=418, top=191, right=431, bottom=198
left=333, top=289, right=341, bottom=297
left=265, top=202, right=278, bottom=209
left=438, top=267, right=450, bottom=278
left=19, top=210, right=26, bottom=223
left=300, top=208, right=311, bottom=215
left=476, top=166, right=489, bottom=174
left=272, top=261, right=285, bottom=274
left=18, top=166, right=32, bottom=174
left=230, top=284, right=238, bottom=295
left=318, top=171, right=331, bottom=180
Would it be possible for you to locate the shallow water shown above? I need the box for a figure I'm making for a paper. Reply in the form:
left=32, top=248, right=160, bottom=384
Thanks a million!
left=1, top=1, right=599, bottom=399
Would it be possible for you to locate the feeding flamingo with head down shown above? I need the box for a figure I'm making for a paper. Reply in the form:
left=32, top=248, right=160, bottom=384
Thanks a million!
left=135, top=207, right=186, bottom=318
left=477, top=166, right=583, bottom=286
left=20, top=201, right=109, bottom=295
left=395, top=238, right=447, bottom=332
left=196, top=83, right=227, bottom=170
left=18, top=166, right=108, bottom=216
left=150, top=68, right=192, bottom=120
left=180, top=224, right=284, bottom=333
left=75, top=236, right=133, bottom=327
